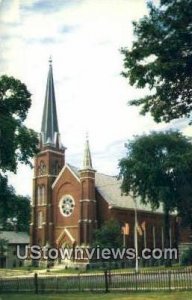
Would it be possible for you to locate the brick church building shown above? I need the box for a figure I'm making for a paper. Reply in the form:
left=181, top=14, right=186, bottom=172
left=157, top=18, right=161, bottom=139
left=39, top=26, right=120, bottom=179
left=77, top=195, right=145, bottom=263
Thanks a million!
left=30, top=60, right=180, bottom=262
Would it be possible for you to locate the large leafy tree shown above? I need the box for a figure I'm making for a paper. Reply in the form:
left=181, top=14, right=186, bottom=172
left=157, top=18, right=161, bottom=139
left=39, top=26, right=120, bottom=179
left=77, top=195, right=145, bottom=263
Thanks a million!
left=121, top=0, right=192, bottom=123
left=0, top=174, right=30, bottom=232
left=0, top=75, right=39, bottom=232
left=0, top=174, right=15, bottom=227
left=119, top=131, right=192, bottom=260
left=0, top=75, right=39, bottom=173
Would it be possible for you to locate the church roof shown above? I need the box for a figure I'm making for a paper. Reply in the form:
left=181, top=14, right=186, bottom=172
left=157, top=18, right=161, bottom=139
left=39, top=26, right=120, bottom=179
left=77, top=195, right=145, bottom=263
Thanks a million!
left=67, top=164, right=163, bottom=213
left=0, top=231, right=29, bottom=244
left=41, top=58, right=59, bottom=146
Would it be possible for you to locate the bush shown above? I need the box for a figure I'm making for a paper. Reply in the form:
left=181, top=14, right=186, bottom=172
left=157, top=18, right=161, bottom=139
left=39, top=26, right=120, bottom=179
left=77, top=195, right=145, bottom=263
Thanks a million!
left=180, top=248, right=192, bottom=266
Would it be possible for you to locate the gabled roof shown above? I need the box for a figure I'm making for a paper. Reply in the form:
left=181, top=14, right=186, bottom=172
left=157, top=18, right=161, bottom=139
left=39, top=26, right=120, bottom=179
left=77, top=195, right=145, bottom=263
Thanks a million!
left=60, top=165, right=163, bottom=213
left=0, top=231, right=29, bottom=244
left=52, top=163, right=80, bottom=189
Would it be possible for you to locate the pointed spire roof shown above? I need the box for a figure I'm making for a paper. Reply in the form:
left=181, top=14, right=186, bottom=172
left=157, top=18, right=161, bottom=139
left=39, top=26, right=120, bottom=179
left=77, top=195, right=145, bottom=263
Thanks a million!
left=41, top=57, right=59, bottom=147
left=82, top=133, right=93, bottom=170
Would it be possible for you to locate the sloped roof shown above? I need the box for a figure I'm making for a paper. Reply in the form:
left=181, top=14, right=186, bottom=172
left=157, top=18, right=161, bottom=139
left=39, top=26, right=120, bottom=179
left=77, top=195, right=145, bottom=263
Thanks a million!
left=95, top=172, right=163, bottom=213
left=67, top=165, right=163, bottom=213
left=0, top=231, right=29, bottom=244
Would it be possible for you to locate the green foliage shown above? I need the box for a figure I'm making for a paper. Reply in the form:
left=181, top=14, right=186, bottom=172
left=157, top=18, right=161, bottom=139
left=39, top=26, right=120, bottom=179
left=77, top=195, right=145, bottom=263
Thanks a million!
left=121, top=0, right=192, bottom=123
left=0, top=174, right=16, bottom=226
left=0, top=75, right=38, bottom=232
left=0, top=174, right=30, bottom=232
left=119, top=131, right=192, bottom=209
left=0, top=238, right=8, bottom=256
left=180, top=248, right=192, bottom=266
left=93, top=219, right=122, bottom=249
left=0, top=75, right=39, bottom=173
left=119, top=131, right=192, bottom=250
left=15, top=195, right=31, bottom=232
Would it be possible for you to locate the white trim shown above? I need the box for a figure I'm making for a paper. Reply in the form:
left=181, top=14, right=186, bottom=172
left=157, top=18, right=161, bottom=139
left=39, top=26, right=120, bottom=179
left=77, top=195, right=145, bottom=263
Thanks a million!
left=52, top=164, right=80, bottom=188
left=56, top=225, right=78, bottom=229
left=56, top=228, right=75, bottom=245
left=78, top=219, right=93, bottom=223
left=38, top=149, right=65, bottom=156
left=33, top=175, right=57, bottom=179
left=80, top=199, right=96, bottom=203
left=59, top=194, right=75, bottom=217
left=65, top=225, right=78, bottom=228
left=80, top=176, right=95, bottom=180
left=37, top=204, right=47, bottom=207
left=108, top=204, right=167, bottom=215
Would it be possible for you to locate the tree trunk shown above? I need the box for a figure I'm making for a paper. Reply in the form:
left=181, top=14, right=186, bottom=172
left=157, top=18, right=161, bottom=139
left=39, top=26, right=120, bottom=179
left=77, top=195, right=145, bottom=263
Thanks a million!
left=163, top=205, right=172, bottom=267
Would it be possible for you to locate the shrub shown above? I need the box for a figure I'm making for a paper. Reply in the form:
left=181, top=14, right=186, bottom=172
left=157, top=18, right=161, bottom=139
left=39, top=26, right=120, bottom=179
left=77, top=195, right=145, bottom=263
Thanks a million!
left=180, top=247, right=192, bottom=266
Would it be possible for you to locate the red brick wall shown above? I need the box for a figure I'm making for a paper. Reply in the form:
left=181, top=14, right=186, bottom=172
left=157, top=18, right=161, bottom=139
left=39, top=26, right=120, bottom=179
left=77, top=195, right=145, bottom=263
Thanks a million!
left=52, top=166, right=81, bottom=246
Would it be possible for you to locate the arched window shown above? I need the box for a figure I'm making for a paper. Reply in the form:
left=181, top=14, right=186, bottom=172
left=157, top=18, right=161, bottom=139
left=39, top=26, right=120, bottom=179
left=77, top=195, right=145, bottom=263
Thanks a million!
left=37, top=186, right=41, bottom=205
left=53, top=160, right=60, bottom=175
left=37, top=185, right=46, bottom=205
left=38, top=211, right=43, bottom=228
left=39, top=161, right=46, bottom=175
left=41, top=185, right=45, bottom=204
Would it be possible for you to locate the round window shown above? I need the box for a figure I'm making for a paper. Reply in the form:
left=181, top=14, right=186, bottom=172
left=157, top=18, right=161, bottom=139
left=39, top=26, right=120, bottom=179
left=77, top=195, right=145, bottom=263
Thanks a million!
left=59, top=195, right=75, bottom=217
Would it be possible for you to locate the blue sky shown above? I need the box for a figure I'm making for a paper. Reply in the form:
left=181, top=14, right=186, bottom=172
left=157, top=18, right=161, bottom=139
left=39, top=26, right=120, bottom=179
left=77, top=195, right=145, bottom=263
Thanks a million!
left=0, top=0, right=191, bottom=196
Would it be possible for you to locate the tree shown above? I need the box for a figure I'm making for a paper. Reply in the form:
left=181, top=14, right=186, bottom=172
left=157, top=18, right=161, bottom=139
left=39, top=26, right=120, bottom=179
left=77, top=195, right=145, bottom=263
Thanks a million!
left=0, top=75, right=39, bottom=232
left=119, top=131, right=192, bottom=264
left=121, top=0, right=192, bottom=123
left=14, top=195, right=31, bottom=232
left=0, top=75, right=39, bottom=173
left=93, top=219, right=122, bottom=249
left=175, top=170, right=192, bottom=231
left=0, top=174, right=15, bottom=228
left=0, top=174, right=30, bottom=232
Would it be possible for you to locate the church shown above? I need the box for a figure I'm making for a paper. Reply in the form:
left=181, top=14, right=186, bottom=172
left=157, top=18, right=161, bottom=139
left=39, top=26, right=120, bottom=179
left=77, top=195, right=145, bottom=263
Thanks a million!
left=30, top=60, right=181, bottom=263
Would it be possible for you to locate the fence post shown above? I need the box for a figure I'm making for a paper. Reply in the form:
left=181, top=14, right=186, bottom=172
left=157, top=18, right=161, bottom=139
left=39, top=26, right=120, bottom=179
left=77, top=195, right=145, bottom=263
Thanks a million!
left=78, top=272, right=81, bottom=292
left=135, top=271, right=138, bottom=291
left=168, top=270, right=171, bottom=291
left=34, top=272, right=38, bottom=294
left=104, top=270, right=109, bottom=293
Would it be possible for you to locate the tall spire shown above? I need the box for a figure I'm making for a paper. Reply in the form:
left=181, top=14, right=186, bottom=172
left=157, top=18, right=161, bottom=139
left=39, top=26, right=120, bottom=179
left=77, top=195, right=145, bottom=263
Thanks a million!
left=82, top=133, right=93, bottom=170
left=41, top=57, right=59, bottom=147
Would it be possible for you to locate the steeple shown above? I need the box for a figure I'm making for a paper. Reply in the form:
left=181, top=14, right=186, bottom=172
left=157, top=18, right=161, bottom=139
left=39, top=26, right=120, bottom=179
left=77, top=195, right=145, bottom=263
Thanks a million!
left=40, top=57, right=60, bottom=148
left=82, top=134, right=93, bottom=170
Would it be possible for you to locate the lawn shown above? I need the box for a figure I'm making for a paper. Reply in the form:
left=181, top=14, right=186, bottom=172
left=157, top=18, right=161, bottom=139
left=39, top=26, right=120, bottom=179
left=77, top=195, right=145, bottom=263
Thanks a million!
left=0, top=292, right=192, bottom=300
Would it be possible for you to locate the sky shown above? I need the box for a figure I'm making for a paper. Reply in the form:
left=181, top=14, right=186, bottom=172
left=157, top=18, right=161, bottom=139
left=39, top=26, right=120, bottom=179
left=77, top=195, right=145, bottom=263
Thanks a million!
left=0, top=0, right=192, bottom=197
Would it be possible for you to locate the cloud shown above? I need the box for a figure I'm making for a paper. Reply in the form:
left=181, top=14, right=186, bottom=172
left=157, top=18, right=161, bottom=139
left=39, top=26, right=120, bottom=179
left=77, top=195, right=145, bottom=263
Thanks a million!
left=21, top=0, right=81, bottom=14
left=59, top=24, right=79, bottom=34
left=0, top=0, right=20, bottom=24
left=24, top=37, right=58, bottom=44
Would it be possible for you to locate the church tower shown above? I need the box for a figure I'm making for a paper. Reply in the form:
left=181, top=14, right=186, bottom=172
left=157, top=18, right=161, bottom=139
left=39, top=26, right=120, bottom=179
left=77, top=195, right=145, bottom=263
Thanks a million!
left=30, top=58, right=65, bottom=248
left=79, top=136, right=97, bottom=245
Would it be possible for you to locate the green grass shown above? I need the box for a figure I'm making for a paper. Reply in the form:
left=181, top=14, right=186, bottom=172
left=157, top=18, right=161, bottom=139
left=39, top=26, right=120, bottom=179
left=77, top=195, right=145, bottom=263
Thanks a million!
left=0, top=291, right=192, bottom=300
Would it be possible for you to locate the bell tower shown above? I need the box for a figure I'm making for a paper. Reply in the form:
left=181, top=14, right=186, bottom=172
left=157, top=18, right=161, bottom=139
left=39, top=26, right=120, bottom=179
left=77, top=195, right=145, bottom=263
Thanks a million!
left=30, top=58, right=65, bottom=248
left=79, top=135, right=97, bottom=245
